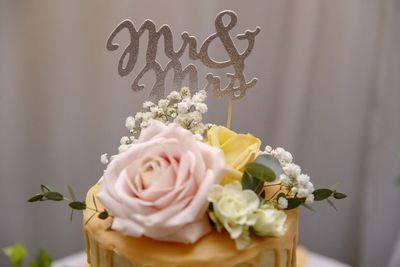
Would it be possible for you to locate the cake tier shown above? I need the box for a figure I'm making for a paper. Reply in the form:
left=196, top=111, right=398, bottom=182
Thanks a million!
left=83, top=185, right=300, bottom=267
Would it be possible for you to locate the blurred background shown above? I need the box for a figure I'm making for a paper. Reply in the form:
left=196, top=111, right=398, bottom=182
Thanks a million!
left=1, top=0, right=400, bottom=266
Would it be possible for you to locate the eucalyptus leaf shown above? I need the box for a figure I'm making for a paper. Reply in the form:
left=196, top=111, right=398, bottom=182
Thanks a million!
left=253, top=154, right=283, bottom=179
left=313, top=189, right=333, bottom=201
left=333, top=192, right=347, bottom=199
left=241, top=171, right=264, bottom=195
left=28, top=194, right=44, bottom=203
left=245, top=162, right=276, bottom=182
left=43, top=192, right=64, bottom=201
left=3, top=243, right=27, bottom=267
left=286, top=198, right=304, bottom=210
left=69, top=201, right=86, bottom=210
left=98, top=210, right=109, bottom=220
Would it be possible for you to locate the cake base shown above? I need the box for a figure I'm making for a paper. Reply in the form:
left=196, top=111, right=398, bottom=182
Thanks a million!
left=83, top=185, right=300, bottom=267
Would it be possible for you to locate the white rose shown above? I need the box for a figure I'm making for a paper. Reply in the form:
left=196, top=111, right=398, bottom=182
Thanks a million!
left=252, top=207, right=287, bottom=237
left=208, top=182, right=259, bottom=249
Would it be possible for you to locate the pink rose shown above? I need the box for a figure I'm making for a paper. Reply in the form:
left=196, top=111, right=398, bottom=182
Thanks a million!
left=97, top=120, right=225, bottom=243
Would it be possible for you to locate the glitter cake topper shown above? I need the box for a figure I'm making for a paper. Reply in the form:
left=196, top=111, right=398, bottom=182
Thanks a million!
left=107, top=10, right=260, bottom=101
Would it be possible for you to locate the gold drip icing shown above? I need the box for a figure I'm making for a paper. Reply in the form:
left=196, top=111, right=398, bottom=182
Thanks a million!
left=94, top=241, right=100, bottom=267
left=274, top=249, right=280, bottom=267
left=84, top=230, right=91, bottom=264
left=286, top=249, right=291, bottom=267
left=291, top=236, right=297, bottom=267
left=83, top=184, right=299, bottom=267
left=104, top=248, right=113, bottom=267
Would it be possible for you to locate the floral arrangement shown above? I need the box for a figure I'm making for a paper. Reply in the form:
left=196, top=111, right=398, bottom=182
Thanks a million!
left=29, top=87, right=346, bottom=250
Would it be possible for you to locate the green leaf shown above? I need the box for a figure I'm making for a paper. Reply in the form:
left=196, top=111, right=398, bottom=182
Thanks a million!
left=242, top=171, right=264, bottom=195
left=44, top=191, right=64, bottom=201
left=313, top=189, right=333, bottom=201
left=98, top=210, right=109, bottom=220
left=69, top=201, right=86, bottom=210
left=285, top=198, right=304, bottom=210
left=28, top=194, right=44, bottom=202
left=3, top=243, right=27, bottom=267
left=326, top=198, right=337, bottom=211
left=245, top=162, right=276, bottom=182
left=333, top=192, right=347, bottom=199
left=34, top=249, right=52, bottom=267
left=254, top=154, right=283, bottom=179
left=67, top=185, right=77, bottom=202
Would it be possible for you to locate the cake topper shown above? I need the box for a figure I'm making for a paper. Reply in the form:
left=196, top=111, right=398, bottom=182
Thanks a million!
left=106, top=10, right=260, bottom=128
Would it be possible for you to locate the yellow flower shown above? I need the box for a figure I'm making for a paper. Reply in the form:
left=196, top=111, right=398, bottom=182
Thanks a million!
left=207, top=125, right=261, bottom=185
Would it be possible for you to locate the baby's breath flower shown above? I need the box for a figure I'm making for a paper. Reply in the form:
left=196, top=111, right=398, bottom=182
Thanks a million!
left=278, top=197, right=288, bottom=209
left=166, top=107, right=177, bottom=118
left=125, top=116, right=136, bottom=130
left=150, top=106, right=164, bottom=118
left=190, top=111, right=202, bottom=124
left=305, top=194, right=314, bottom=204
left=118, top=144, right=129, bottom=153
left=264, top=145, right=273, bottom=153
left=142, top=112, right=154, bottom=121
left=167, top=91, right=181, bottom=101
left=195, top=102, right=208, bottom=113
left=297, top=174, right=310, bottom=186
left=192, top=90, right=206, bottom=103
left=297, top=188, right=309, bottom=198
left=142, top=101, right=154, bottom=109
left=177, top=102, right=190, bottom=114
left=158, top=99, right=169, bottom=109
left=120, top=136, right=130, bottom=144
left=135, top=112, right=144, bottom=121
left=279, top=174, right=291, bottom=186
left=273, top=147, right=293, bottom=164
left=179, top=87, right=191, bottom=97
left=100, top=153, right=109, bottom=165
left=140, top=120, right=150, bottom=128
left=283, top=163, right=301, bottom=177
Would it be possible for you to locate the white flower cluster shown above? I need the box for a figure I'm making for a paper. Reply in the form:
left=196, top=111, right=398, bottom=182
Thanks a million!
left=265, top=146, right=315, bottom=205
left=100, top=87, right=210, bottom=164
left=208, top=182, right=287, bottom=250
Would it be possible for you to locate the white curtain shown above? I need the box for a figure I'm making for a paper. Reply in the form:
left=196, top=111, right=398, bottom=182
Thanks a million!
left=1, top=1, right=399, bottom=266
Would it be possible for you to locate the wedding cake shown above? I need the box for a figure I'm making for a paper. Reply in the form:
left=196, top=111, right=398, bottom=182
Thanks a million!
left=28, top=10, right=346, bottom=267
left=82, top=88, right=313, bottom=267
